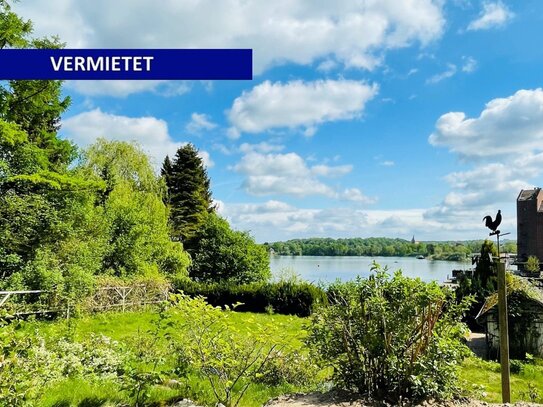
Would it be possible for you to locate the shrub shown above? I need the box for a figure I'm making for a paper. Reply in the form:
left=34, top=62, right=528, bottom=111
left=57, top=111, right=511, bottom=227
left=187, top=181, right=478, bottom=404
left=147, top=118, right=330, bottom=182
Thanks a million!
left=164, top=293, right=303, bottom=407
left=526, top=255, right=540, bottom=274
left=174, top=278, right=327, bottom=317
left=0, top=320, right=127, bottom=406
left=306, top=263, right=471, bottom=403
left=188, top=213, right=270, bottom=284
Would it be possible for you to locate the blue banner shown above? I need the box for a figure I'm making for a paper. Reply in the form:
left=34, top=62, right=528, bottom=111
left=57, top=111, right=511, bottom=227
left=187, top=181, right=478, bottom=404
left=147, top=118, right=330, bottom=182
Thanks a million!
left=0, top=49, right=252, bottom=80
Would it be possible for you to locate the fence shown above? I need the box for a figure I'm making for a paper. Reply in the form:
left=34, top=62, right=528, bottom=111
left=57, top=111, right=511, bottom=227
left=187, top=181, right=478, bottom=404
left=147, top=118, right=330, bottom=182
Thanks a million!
left=0, top=283, right=170, bottom=317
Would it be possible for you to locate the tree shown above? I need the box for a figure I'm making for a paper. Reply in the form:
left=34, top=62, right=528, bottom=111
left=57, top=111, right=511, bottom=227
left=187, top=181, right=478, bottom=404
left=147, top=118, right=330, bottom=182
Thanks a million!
left=162, top=144, right=213, bottom=249
left=473, top=240, right=497, bottom=290
left=525, top=255, right=540, bottom=275
left=0, top=3, right=94, bottom=285
left=80, top=139, right=190, bottom=279
left=189, top=213, right=270, bottom=284
left=0, top=2, right=72, bottom=166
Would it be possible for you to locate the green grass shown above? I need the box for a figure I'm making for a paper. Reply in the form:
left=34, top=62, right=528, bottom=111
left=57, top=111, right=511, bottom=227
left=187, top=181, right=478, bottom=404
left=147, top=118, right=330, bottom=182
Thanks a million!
left=459, top=356, right=543, bottom=403
left=24, top=310, right=543, bottom=406
left=27, top=309, right=308, bottom=407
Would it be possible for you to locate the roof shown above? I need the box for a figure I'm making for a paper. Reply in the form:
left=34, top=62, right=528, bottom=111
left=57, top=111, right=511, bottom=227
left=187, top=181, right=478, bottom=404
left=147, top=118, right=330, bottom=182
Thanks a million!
left=475, top=275, right=543, bottom=319
left=518, top=188, right=542, bottom=201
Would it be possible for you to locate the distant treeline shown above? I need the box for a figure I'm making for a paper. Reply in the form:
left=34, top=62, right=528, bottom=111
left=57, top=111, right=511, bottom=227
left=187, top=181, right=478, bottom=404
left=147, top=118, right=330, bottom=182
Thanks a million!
left=264, top=237, right=517, bottom=261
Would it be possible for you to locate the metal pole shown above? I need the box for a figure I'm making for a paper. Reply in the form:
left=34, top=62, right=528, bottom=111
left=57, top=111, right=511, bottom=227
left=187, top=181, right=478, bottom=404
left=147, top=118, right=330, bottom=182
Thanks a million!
left=497, top=260, right=510, bottom=403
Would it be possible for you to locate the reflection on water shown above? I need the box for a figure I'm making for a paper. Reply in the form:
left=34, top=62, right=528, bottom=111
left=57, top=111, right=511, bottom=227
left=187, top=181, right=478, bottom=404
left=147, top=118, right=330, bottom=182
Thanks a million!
left=270, top=255, right=469, bottom=284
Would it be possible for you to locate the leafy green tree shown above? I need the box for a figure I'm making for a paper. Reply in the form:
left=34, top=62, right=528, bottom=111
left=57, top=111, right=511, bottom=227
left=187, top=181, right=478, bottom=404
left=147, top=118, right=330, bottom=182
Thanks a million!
left=0, top=1, right=32, bottom=49
left=161, top=144, right=214, bottom=248
left=189, top=213, right=270, bottom=284
left=80, top=139, right=190, bottom=279
left=0, top=2, right=72, bottom=166
left=0, top=2, right=88, bottom=284
left=525, top=255, right=540, bottom=274
left=0, top=4, right=102, bottom=291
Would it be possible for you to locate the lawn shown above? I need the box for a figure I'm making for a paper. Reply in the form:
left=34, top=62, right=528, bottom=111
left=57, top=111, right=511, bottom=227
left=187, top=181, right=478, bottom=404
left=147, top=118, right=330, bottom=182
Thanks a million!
left=24, top=309, right=543, bottom=406
left=28, top=308, right=310, bottom=407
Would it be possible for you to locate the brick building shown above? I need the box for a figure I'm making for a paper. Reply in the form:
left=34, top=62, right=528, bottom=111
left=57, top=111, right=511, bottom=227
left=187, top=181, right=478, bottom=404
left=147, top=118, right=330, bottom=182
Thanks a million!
left=517, top=188, right=543, bottom=270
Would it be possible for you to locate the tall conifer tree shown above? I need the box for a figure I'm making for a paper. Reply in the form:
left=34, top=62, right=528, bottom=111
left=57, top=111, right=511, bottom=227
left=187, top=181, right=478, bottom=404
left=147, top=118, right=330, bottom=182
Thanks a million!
left=162, top=144, right=214, bottom=250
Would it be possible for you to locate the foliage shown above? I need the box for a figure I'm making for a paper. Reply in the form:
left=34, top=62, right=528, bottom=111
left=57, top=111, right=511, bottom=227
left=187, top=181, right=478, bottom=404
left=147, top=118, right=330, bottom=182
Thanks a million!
left=265, top=237, right=498, bottom=259
left=0, top=3, right=109, bottom=300
left=12, top=308, right=543, bottom=406
left=175, top=278, right=327, bottom=317
left=459, top=356, right=543, bottom=404
left=164, top=293, right=302, bottom=407
left=189, top=212, right=270, bottom=284
left=526, top=255, right=540, bottom=274
left=79, top=139, right=191, bottom=280
left=255, top=350, right=319, bottom=387
left=162, top=143, right=214, bottom=247
left=0, top=318, right=127, bottom=406
left=455, top=240, right=497, bottom=327
left=307, top=263, right=471, bottom=403
left=118, top=305, right=174, bottom=407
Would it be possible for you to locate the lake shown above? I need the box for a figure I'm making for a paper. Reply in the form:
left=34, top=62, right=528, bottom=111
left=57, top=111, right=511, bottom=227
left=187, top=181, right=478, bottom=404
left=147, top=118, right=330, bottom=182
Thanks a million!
left=270, top=255, right=470, bottom=284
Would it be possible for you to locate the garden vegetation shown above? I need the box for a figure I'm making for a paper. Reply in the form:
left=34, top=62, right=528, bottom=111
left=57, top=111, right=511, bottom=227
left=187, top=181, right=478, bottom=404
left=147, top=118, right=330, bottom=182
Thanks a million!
left=1, top=2, right=541, bottom=406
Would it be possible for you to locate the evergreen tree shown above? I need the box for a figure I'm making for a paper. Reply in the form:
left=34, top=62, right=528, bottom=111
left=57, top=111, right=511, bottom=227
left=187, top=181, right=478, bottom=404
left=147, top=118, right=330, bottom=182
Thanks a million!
left=162, top=144, right=214, bottom=249
left=0, top=2, right=96, bottom=285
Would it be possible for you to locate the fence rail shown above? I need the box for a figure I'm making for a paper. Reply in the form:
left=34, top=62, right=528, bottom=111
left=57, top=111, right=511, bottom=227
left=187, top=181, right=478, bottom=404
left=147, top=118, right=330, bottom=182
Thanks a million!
left=0, top=284, right=170, bottom=317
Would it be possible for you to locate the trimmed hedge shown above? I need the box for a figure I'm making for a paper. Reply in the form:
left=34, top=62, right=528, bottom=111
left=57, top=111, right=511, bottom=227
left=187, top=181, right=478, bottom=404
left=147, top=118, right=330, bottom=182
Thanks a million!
left=174, top=279, right=327, bottom=317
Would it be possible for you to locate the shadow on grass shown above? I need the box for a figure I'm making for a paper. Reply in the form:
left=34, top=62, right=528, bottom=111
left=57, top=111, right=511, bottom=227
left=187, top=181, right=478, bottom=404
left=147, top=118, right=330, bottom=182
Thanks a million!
left=52, top=397, right=109, bottom=407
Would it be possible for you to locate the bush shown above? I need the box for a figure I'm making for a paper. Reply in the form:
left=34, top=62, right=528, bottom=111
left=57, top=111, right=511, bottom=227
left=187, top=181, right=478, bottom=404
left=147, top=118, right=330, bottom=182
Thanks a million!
left=188, top=213, right=270, bottom=284
left=306, top=263, right=471, bottom=403
left=0, top=320, right=127, bottom=406
left=165, top=293, right=306, bottom=407
left=174, top=278, right=327, bottom=317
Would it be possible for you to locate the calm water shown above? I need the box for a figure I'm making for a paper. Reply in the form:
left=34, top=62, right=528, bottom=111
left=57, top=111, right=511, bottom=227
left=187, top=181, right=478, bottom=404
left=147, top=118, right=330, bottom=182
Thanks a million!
left=270, top=255, right=470, bottom=284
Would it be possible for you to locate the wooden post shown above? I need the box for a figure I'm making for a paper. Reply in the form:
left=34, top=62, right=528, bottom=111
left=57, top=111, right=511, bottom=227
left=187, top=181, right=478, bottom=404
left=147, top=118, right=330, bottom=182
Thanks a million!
left=497, top=260, right=511, bottom=403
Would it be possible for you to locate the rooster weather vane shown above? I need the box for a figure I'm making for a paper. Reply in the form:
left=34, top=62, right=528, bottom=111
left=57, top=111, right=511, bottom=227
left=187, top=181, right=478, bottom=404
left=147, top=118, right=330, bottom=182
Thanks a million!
left=483, top=209, right=502, bottom=236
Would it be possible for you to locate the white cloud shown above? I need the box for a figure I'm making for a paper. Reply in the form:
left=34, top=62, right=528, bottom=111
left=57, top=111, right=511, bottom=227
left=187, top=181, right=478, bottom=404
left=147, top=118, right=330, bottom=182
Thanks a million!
left=311, top=164, right=353, bottom=178
left=228, top=79, right=378, bottom=135
left=14, top=0, right=445, bottom=75
left=197, top=150, right=215, bottom=169
left=212, top=143, right=234, bottom=155
left=317, top=59, right=339, bottom=72
left=461, top=56, right=477, bottom=73
left=428, top=153, right=543, bottom=215
left=380, top=160, right=395, bottom=167
left=66, top=80, right=191, bottom=98
left=426, top=63, right=457, bottom=84
left=340, top=188, right=377, bottom=204
left=239, top=142, right=285, bottom=154
left=218, top=200, right=475, bottom=242
left=186, top=113, right=217, bottom=134
left=427, top=90, right=543, bottom=223
left=467, top=1, right=514, bottom=31
left=233, top=152, right=334, bottom=197
left=226, top=127, right=241, bottom=140
left=61, top=108, right=213, bottom=168
left=233, top=151, right=372, bottom=202
left=429, top=88, right=543, bottom=158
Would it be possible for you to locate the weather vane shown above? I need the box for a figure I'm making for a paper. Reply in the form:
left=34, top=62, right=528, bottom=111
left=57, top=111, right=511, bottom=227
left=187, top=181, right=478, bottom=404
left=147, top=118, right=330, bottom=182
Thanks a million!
left=482, top=209, right=509, bottom=260
left=482, top=209, right=511, bottom=402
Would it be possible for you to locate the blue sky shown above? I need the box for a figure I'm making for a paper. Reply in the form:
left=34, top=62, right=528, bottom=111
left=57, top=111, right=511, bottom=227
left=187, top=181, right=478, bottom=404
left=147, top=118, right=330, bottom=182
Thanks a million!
left=13, top=0, right=543, bottom=242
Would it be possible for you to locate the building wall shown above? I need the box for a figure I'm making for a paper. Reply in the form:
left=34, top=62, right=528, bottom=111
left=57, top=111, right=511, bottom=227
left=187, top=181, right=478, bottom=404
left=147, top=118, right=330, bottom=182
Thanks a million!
left=517, top=188, right=543, bottom=265
left=485, top=303, right=543, bottom=359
